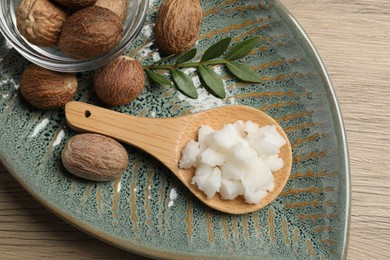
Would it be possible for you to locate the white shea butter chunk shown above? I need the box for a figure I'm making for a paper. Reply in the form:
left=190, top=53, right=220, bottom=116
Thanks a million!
left=191, top=163, right=222, bottom=198
left=179, top=121, right=286, bottom=204
left=178, top=140, right=199, bottom=169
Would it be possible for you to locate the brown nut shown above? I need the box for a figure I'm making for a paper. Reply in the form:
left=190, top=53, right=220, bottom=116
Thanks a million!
left=52, top=0, right=97, bottom=9
left=95, top=0, right=128, bottom=21
left=20, top=64, right=77, bottom=109
left=155, top=0, right=202, bottom=54
left=61, top=133, right=128, bottom=181
left=93, top=56, right=145, bottom=106
left=59, top=6, right=123, bottom=60
left=15, top=0, right=68, bottom=47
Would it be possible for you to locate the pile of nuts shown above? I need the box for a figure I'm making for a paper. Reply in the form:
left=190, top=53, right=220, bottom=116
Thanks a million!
left=16, top=0, right=202, bottom=182
left=17, top=0, right=203, bottom=110
left=17, top=0, right=146, bottom=109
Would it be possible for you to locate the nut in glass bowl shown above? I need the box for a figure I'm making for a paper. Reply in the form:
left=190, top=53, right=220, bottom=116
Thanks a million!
left=0, top=0, right=148, bottom=72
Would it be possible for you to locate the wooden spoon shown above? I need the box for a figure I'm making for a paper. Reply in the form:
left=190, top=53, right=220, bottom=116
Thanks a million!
left=65, top=101, right=292, bottom=214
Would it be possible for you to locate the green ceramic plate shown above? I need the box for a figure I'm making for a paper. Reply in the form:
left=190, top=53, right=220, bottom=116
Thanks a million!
left=0, top=0, right=350, bottom=259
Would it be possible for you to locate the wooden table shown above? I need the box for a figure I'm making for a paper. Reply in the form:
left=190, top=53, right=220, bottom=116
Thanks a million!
left=1, top=1, right=389, bottom=259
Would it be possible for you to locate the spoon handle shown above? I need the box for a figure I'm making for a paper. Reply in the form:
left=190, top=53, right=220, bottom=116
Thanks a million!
left=65, top=101, right=183, bottom=170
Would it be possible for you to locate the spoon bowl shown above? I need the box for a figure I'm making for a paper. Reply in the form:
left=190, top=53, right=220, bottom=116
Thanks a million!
left=65, top=101, right=292, bottom=214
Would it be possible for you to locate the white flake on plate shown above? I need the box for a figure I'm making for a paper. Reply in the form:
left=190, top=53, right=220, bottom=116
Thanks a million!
left=142, top=24, right=153, bottom=38
left=168, top=188, right=178, bottom=208
left=213, top=65, right=224, bottom=76
left=152, top=52, right=161, bottom=62
left=116, top=181, right=122, bottom=193
left=183, top=68, right=197, bottom=75
left=52, top=129, right=65, bottom=147
left=192, top=75, right=201, bottom=87
left=0, top=78, right=18, bottom=90
left=30, top=119, right=50, bottom=138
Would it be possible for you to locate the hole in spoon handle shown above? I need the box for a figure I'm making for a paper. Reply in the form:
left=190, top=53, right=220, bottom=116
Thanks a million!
left=85, top=110, right=91, bottom=118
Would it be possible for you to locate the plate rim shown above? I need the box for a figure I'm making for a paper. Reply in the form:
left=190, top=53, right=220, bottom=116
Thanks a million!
left=0, top=0, right=351, bottom=259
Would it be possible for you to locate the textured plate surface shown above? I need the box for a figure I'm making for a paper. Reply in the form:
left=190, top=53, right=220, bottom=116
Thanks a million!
left=0, top=0, right=350, bottom=259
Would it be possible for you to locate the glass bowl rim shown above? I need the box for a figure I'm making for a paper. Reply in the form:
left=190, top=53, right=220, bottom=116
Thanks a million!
left=0, top=0, right=149, bottom=72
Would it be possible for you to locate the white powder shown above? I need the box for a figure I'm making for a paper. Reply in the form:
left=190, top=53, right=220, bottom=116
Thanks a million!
left=179, top=120, right=286, bottom=204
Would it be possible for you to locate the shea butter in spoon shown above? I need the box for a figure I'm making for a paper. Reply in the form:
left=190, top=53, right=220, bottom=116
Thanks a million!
left=65, top=101, right=292, bottom=214
left=179, top=121, right=286, bottom=205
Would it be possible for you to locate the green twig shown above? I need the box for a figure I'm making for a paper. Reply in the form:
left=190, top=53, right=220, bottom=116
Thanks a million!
left=143, top=36, right=262, bottom=99
left=143, top=59, right=227, bottom=70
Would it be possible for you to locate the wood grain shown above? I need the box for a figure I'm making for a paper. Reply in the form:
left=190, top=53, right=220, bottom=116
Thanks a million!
left=1, top=0, right=389, bottom=259
left=280, top=1, right=390, bottom=259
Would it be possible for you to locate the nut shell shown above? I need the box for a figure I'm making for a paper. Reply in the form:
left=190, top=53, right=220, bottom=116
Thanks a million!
left=93, top=56, right=145, bottom=106
left=20, top=64, right=77, bottom=109
left=61, top=133, right=129, bottom=181
left=16, top=0, right=68, bottom=47
left=95, top=0, right=128, bottom=21
left=155, top=0, right=202, bottom=54
left=59, top=6, right=123, bottom=60
left=52, top=0, right=97, bottom=9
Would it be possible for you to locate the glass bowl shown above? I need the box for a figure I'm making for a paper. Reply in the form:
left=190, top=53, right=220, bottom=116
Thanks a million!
left=0, top=0, right=148, bottom=72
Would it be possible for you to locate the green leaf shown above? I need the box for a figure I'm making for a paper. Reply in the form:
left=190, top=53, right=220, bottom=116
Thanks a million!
left=201, top=37, right=232, bottom=62
left=145, top=70, right=172, bottom=85
left=226, top=61, right=262, bottom=83
left=176, top=48, right=197, bottom=64
left=198, top=65, right=226, bottom=98
left=171, top=69, right=198, bottom=99
left=153, top=54, right=176, bottom=65
left=225, top=36, right=261, bottom=61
